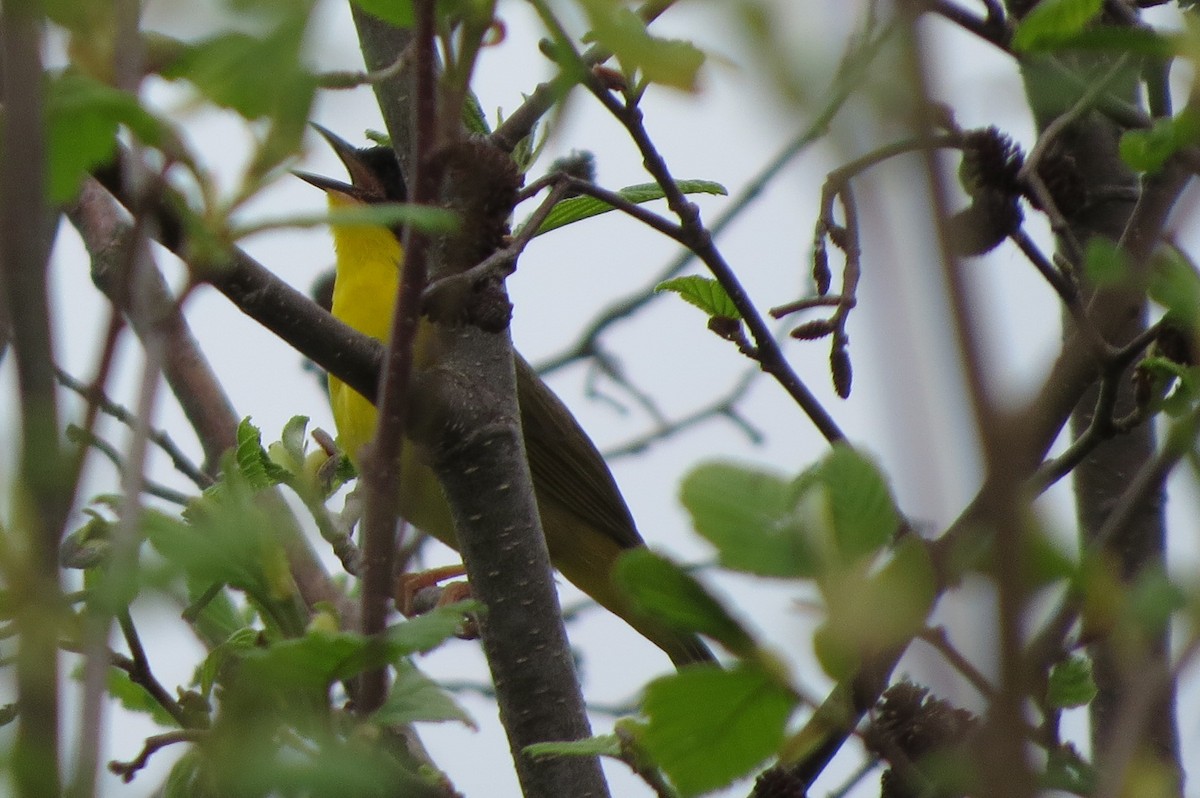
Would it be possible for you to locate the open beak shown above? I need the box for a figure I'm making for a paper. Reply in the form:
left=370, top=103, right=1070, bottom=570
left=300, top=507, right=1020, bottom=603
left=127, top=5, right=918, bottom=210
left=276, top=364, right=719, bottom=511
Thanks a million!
left=294, top=123, right=388, bottom=202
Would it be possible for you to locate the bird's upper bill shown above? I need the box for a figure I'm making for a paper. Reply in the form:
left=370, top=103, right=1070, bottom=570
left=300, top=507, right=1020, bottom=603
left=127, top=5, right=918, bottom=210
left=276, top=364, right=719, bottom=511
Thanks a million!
left=293, top=123, right=398, bottom=204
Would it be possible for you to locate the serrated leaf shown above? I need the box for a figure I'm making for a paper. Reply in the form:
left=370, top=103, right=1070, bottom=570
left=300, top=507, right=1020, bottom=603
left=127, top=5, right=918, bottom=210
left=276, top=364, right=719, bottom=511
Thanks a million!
left=1047, top=654, right=1097, bottom=708
left=350, top=0, right=414, bottom=26
left=638, top=664, right=796, bottom=796
left=161, top=461, right=301, bottom=635
left=656, top=276, right=740, bottom=320
left=235, top=417, right=290, bottom=490
left=235, top=604, right=475, bottom=700
left=526, top=735, right=622, bottom=760
left=462, top=89, right=490, bottom=136
left=527, top=179, right=726, bottom=236
left=373, top=661, right=474, bottom=728
left=614, top=549, right=756, bottom=657
left=680, top=462, right=817, bottom=578
left=1012, top=0, right=1104, bottom=51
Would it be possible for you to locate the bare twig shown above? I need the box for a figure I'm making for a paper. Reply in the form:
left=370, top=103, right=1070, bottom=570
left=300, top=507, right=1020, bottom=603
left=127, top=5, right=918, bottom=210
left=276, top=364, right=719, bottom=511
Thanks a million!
left=108, top=730, right=204, bottom=783
left=578, top=66, right=845, bottom=442
left=56, top=367, right=212, bottom=489
left=65, top=425, right=192, bottom=506
left=535, top=21, right=894, bottom=377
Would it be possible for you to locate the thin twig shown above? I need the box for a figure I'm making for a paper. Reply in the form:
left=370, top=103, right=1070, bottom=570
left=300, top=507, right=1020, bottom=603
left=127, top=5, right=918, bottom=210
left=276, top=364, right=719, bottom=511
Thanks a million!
left=56, top=367, right=211, bottom=489
left=116, top=612, right=191, bottom=728
left=65, top=425, right=192, bottom=506
left=916, top=627, right=997, bottom=698
left=108, top=730, right=204, bottom=783
left=581, top=67, right=845, bottom=442
left=1008, top=230, right=1113, bottom=360
left=603, top=365, right=762, bottom=459
left=535, top=23, right=895, bottom=376
left=317, top=51, right=409, bottom=89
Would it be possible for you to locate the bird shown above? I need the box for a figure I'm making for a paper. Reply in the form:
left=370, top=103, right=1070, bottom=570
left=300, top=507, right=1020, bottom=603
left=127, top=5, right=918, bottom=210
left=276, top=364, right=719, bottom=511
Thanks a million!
left=296, top=125, right=715, bottom=668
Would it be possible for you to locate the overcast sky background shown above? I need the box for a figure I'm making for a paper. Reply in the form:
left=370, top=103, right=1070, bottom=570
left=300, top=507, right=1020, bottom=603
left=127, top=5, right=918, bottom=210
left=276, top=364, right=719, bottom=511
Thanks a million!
left=9, top=0, right=1200, bottom=795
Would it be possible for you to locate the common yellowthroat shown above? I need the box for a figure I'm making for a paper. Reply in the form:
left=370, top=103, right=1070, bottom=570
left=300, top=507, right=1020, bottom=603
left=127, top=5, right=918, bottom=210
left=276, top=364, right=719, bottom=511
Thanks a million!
left=297, top=126, right=715, bottom=668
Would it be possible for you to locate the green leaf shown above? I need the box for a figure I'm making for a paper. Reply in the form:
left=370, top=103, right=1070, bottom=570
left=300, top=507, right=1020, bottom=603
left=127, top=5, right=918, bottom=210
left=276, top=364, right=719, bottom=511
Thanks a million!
left=1083, top=238, right=1131, bottom=287
left=1126, top=568, right=1185, bottom=636
left=235, top=417, right=290, bottom=490
left=45, top=73, right=171, bottom=203
left=234, top=202, right=460, bottom=239
left=1119, top=111, right=1200, bottom=173
left=237, top=630, right=373, bottom=698
left=1136, top=357, right=1199, bottom=416
left=382, top=600, right=480, bottom=656
left=373, top=661, right=475, bottom=728
left=1047, top=654, right=1097, bottom=709
left=1012, top=0, right=1104, bottom=52
left=182, top=577, right=247, bottom=647
left=526, top=735, right=621, bottom=760
left=161, top=749, right=206, bottom=798
left=195, top=627, right=261, bottom=700
left=816, top=537, right=937, bottom=680
left=680, top=462, right=816, bottom=578
left=164, top=464, right=302, bottom=635
left=614, top=549, right=757, bottom=657
left=1149, top=248, right=1200, bottom=330
left=162, top=29, right=314, bottom=122
left=1043, top=746, right=1097, bottom=794
left=233, top=603, right=475, bottom=701
left=527, top=179, right=726, bottom=236
left=462, top=89, right=491, bottom=136
left=656, top=276, right=741, bottom=321
left=638, top=664, right=796, bottom=796
left=350, top=0, right=414, bottom=26
left=580, top=2, right=706, bottom=90
left=107, top=669, right=176, bottom=727
left=267, top=415, right=310, bottom=477
left=1044, top=25, right=1176, bottom=58
left=818, top=444, right=899, bottom=561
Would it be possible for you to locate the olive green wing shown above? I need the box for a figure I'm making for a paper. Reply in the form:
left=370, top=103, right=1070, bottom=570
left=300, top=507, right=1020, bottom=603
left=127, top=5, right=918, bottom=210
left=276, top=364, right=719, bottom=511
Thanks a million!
left=515, top=354, right=646, bottom=551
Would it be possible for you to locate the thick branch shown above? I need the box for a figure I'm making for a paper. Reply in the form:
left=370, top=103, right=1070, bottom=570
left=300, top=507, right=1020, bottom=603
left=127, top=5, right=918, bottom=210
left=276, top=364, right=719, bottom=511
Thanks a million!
left=353, top=8, right=612, bottom=797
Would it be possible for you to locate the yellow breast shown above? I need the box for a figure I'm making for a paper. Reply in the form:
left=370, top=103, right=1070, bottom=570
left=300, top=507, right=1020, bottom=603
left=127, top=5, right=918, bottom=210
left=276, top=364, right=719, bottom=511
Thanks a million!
left=326, top=194, right=403, bottom=461
left=325, top=194, right=457, bottom=544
